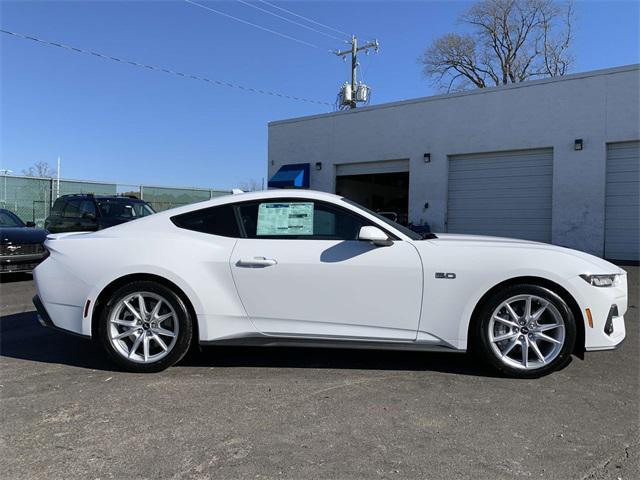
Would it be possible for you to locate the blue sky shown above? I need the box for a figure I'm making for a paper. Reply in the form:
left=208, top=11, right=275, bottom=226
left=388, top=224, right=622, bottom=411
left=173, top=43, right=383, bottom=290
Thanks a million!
left=1, top=0, right=638, bottom=189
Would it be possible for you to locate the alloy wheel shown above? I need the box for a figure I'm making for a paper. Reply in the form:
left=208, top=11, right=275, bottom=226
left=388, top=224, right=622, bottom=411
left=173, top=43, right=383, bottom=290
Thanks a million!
left=108, top=291, right=179, bottom=364
left=488, top=294, right=565, bottom=370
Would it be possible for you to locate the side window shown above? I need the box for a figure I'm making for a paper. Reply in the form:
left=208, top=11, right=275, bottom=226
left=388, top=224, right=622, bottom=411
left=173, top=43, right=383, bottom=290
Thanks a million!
left=63, top=199, right=95, bottom=218
left=63, top=200, right=81, bottom=218
left=79, top=200, right=97, bottom=216
left=171, top=205, right=240, bottom=238
left=312, top=202, right=366, bottom=239
left=237, top=200, right=367, bottom=240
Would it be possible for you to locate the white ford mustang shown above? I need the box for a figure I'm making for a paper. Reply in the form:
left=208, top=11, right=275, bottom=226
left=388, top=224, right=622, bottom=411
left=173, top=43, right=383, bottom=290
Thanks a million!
left=33, top=190, right=627, bottom=377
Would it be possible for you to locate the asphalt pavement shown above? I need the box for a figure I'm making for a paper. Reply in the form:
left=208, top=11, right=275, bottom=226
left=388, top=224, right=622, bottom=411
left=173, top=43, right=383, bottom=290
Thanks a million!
left=0, top=269, right=638, bottom=479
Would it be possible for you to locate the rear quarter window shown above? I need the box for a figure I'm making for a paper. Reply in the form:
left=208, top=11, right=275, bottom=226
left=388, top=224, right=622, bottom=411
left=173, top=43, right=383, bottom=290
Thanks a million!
left=171, top=205, right=240, bottom=238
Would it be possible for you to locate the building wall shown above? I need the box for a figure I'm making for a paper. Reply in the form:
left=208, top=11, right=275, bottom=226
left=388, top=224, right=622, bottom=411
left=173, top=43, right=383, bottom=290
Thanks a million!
left=268, top=65, right=640, bottom=256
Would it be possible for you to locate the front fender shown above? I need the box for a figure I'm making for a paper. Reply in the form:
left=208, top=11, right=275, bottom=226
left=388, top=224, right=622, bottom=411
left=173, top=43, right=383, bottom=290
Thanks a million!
left=415, top=242, right=610, bottom=350
left=452, top=269, right=587, bottom=350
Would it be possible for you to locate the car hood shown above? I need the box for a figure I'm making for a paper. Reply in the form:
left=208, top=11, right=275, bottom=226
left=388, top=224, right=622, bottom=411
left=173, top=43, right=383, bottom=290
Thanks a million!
left=424, top=233, right=625, bottom=274
left=0, top=227, right=49, bottom=245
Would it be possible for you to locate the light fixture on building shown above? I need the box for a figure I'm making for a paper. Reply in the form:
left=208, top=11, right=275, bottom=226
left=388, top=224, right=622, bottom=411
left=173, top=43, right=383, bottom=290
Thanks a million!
left=424, top=153, right=431, bottom=163
left=315, top=162, right=322, bottom=171
left=574, top=139, right=583, bottom=151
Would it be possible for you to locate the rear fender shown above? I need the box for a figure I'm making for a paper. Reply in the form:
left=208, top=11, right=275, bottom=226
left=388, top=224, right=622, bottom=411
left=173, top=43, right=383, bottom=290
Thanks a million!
left=85, top=266, right=205, bottom=336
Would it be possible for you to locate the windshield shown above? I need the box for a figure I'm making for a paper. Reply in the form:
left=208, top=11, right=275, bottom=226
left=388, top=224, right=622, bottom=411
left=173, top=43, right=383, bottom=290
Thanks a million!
left=97, top=200, right=155, bottom=219
left=341, top=198, right=425, bottom=240
left=0, top=210, right=25, bottom=227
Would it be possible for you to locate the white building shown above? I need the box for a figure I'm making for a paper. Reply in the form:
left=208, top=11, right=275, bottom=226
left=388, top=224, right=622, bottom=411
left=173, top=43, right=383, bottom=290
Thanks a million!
left=268, top=64, right=640, bottom=261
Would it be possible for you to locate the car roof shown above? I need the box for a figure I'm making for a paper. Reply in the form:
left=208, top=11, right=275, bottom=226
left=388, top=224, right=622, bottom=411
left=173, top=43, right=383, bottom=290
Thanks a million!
left=58, top=194, right=145, bottom=201
left=161, top=189, right=344, bottom=215
left=91, top=189, right=413, bottom=241
left=226, top=189, right=343, bottom=202
left=95, top=197, right=146, bottom=202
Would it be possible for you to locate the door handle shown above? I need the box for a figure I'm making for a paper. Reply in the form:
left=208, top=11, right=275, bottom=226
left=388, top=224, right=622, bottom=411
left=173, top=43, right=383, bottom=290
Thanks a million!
left=236, top=257, right=278, bottom=268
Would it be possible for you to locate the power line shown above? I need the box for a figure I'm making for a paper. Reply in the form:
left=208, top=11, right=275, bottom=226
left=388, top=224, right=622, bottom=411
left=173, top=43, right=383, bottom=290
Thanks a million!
left=257, top=0, right=349, bottom=37
left=0, top=29, right=333, bottom=106
left=234, top=0, right=342, bottom=41
left=184, top=0, right=319, bottom=49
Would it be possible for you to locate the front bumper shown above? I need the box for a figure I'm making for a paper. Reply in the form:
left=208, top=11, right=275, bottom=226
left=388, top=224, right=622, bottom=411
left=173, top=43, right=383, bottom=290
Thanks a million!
left=585, top=302, right=626, bottom=351
left=0, top=253, right=46, bottom=273
left=568, top=274, right=627, bottom=351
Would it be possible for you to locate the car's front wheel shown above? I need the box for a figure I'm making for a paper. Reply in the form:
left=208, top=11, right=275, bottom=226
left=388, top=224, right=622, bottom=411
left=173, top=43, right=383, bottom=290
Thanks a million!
left=98, top=281, right=193, bottom=373
left=473, top=284, right=576, bottom=378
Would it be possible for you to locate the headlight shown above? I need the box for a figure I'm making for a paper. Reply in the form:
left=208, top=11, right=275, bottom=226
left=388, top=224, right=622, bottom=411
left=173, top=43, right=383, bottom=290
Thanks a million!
left=580, top=274, right=620, bottom=287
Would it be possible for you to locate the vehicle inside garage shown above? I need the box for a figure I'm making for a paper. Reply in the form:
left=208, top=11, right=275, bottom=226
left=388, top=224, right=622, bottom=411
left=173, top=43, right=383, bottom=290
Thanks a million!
left=335, top=172, right=409, bottom=224
left=334, top=157, right=411, bottom=225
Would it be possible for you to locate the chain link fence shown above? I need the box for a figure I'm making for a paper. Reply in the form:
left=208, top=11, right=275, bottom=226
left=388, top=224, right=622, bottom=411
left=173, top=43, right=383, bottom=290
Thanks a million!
left=0, top=174, right=230, bottom=227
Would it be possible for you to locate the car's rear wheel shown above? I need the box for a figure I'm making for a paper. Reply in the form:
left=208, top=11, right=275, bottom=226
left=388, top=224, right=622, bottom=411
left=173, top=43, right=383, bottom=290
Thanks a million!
left=98, top=281, right=193, bottom=373
left=473, top=284, right=576, bottom=378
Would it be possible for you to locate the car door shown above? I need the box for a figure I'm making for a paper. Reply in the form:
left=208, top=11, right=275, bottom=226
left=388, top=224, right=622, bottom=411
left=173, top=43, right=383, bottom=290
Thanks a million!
left=229, top=198, right=423, bottom=341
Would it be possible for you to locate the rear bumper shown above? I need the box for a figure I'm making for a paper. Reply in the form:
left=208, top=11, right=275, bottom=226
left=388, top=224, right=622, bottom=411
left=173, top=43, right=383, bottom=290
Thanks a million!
left=32, top=295, right=90, bottom=339
left=33, top=254, right=93, bottom=337
left=33, top=295, right=54, bottom=328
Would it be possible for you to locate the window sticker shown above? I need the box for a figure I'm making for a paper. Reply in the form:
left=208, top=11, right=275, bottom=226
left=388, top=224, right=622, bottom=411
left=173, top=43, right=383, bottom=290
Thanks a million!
left=257, top=202, right=314, bottom=236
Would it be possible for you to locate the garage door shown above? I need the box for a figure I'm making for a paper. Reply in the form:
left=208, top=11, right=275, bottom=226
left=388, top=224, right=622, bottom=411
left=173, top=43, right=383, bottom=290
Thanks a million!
left=447, top=148, right=553, bottom=242
left=335, top=159, right=409, bottom=176
left=605, top=141, right=639, bottom=261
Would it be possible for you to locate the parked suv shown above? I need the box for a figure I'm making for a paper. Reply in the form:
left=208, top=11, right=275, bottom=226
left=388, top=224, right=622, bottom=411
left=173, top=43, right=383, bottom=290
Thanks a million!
left=45, top=194, right=155, bottom=233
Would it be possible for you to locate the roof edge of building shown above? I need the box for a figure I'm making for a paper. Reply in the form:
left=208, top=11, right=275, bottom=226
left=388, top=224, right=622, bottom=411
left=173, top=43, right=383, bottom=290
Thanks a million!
left=269, top=63, right=640, bottom=127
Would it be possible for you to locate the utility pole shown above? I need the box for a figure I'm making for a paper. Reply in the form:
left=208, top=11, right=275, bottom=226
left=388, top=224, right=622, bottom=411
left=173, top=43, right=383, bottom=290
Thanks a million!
left=333, top=35, right=379, bottom=109
left=0, top=169, right=13, bottom=206
left=56, top=156, right=61, bottom=199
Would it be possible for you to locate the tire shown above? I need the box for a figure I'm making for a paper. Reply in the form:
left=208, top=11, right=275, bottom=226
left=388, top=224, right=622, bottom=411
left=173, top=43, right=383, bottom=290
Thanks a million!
left=472, top=284, right=576, bottom=378
left=98, top=281, right=193, bottom=373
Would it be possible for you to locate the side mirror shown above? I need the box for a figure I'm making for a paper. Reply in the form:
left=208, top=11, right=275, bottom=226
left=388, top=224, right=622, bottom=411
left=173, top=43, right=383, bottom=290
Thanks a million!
left=358, top=226, right=393, bottom=247
left=82, top=212, right=97, bottom=221
left=25, top=221, right=36, bottom=228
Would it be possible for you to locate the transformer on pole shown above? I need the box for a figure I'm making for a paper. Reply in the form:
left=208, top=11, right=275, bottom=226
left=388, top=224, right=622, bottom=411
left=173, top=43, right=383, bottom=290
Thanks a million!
left=333, top=35, right=378, bottom=110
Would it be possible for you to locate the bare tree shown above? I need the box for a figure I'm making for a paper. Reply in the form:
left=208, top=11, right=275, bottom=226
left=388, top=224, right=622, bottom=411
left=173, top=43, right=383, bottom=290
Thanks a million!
left=239, top=178, right=263, bottom=192
left=22, top=161, right=55, bottom=178
left=420, top=0, right=574, bottom=92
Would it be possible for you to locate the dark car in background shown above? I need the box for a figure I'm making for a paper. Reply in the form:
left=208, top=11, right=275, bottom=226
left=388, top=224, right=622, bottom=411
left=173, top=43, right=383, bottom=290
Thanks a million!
left=0, top=208, right=49, bottom=273
left=44, top=194, right=155, bottom=233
